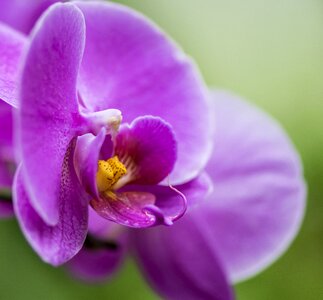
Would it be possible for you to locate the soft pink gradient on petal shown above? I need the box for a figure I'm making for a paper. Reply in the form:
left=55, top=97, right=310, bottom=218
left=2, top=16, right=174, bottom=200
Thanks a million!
left=75, top=1, right=212, bottom=185
left=17, top=3, right=86, bottom=225
left=201, top=91, right=306, bottom=282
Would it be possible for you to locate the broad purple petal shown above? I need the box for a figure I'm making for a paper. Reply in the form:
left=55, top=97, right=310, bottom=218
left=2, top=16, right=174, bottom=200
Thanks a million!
left=201, top=91, right=306, bottom=282
left=133, top=215, right=234, bottom=300
left=75, top=1, right=212, bottom=185
left=67, top=245, right=125, bottom=283
left=115, top=116, right=177, bottom=185
left=0, top=0, right=58, bottom=34
left=0, top=23, right=26, bottom=108
left=13, top=140, right=89, bottom=266
left=17, top=3, right=85, bottom=225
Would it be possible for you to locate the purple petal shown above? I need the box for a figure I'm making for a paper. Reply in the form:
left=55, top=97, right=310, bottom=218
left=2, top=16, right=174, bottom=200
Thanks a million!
left=133, top=215, right=234, bottom=300
left=201, top=91, right=306, bottom=282
left=0, top=100, right=15, bottom=218
left=0, top=164, right=12, bottom=190
left=67, top=207, right=127, bottom=282
left=67, top=245, right=125, bottom=283
left=0, top=0, right=58, bottom=34
left=75, top=1, right=212, bottom=185
left=67, top=208, right=127, bottom=282
left=13, top=140, right=89, bottom=266
left=115, top=116, right=177, bottom=185
left=88, top=206, right=124, bottom=239
left=124, top=172, right=212, bottom=226
left=0, top=199, right=14, bottom=219
left=0, top=100, right=14, bottom=160
left=17, top=3, right=85, bottom=225
left=74, top=128, right=108, bottom=199
left=90, top=174, right=209, bottom=229
left=0, top=162, right=14, bottom=218
left=0, top=23, right=26, bottom=108
left=0, top=100, right=15, bottom=192
left=91, top=191, right=159, bottom=228
left=139, top=172, right=213, bottom=210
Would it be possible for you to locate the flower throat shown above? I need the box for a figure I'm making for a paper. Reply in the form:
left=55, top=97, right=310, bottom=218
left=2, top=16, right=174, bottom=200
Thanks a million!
left=96, top=156, right=127, bottom=192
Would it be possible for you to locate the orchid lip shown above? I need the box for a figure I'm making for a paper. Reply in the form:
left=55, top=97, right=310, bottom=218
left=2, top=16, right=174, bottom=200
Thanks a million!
left=76, top=115, right=184, bottom=228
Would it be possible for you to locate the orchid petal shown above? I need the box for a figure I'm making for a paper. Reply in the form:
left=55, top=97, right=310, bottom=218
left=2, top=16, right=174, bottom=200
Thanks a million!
left=0, top=0, right=58, bottom=34
left=75, top=1, right=212, bottom=185
left=68, top=208, right=127, bottom=282
left=74, top=128, right=108, bottom=199
left=0, top=200, right=14, bottom=219
left=124, top=172, right=212, bottom=226
left=67, top=244, right=125, bottom=283
left=91, top=191, right=160, bottom=228
left=17, top=3, right=85, bottom=225
left=88, top=206, right=124, bottom=239
left=200, top=91, right=306, bottom=282
left=0, top=163, right=12, bottom=190
left=115, top=116, right=177, bottom=185
left=0, top=100, right=14, bottom=161
left=0, top=100, right=15, bottom=192
left=13, top=140, right=89, bottom=266
left=133, top=215, right=234, bottom=300
left=0, top=100, right=14, bottom=218
left=137, top=172, right=213, bottom=210
left=0, top=23, right=26, bottom=108
left=0, top=163, right=14, bottom=218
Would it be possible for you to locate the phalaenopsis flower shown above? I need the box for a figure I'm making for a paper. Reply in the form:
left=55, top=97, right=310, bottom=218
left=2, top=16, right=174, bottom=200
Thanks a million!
left=0, top=2, right=306, bottom=299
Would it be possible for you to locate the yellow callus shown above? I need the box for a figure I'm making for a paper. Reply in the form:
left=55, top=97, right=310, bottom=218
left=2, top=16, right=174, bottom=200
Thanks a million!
left=96, top=156, right=127, bottom=192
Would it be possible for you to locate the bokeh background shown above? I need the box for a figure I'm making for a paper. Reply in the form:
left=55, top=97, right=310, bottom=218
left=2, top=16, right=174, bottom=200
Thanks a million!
left=1, top=0, right=322, bottom=299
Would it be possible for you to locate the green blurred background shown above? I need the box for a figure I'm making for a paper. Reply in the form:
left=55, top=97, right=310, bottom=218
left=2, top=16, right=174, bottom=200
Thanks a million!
left=1, top=0, right=322, bottom=299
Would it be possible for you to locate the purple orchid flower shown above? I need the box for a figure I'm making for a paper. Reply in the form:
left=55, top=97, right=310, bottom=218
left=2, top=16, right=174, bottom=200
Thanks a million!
left=12, top=0, right=212, bottom=262
left=0, top=0, right=60, bottom=218
left=0, top=1, right=306, bottom=299
left=67, top=91, right=305, bottom=300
